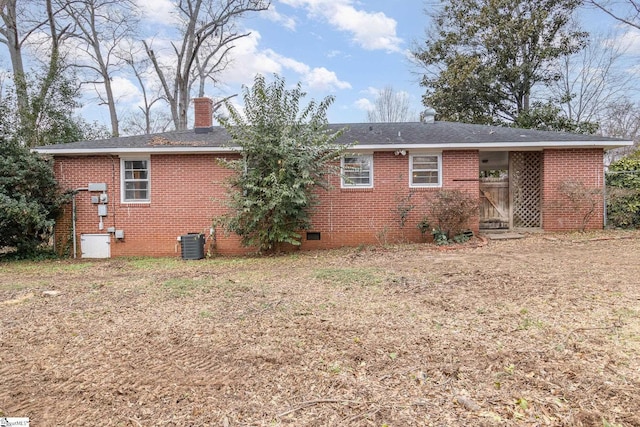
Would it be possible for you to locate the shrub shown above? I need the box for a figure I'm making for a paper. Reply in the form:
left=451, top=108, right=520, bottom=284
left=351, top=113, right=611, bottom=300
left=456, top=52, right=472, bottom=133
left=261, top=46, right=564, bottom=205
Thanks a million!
left=217, top=74, right=346, bottom=252
left=428, top=190, right=478, bottom=240
left=606, top=154, right=640, bottom=228
left=558, top=180, right=601, bottom=231
left=0, top=141, right=67, bottom=257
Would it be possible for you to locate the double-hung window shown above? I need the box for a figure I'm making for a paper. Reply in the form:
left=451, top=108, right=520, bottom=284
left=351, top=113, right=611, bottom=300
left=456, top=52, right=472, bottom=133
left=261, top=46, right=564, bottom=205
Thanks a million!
left=121, top=158, right=150, bottom=202
left=341, top=154, right=373, bottom=188
left=410, top=154, right=441, bottom=187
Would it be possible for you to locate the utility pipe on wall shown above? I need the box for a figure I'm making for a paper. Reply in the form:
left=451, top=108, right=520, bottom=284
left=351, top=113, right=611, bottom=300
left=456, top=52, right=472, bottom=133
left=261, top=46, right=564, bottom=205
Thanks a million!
left=72, top=187, right=89, bottom=259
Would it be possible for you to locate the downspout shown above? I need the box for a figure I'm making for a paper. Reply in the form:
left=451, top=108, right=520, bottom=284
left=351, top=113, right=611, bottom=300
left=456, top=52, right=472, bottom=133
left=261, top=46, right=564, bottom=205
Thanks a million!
left=72, top=187, right=89, bottom=259
left=603, top=168, right=607, bottom=228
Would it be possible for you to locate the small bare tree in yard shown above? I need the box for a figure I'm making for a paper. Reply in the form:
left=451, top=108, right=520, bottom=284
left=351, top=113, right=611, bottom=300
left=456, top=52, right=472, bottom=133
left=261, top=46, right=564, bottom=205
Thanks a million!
left=367, top=86, right=417, bottom=123
left=558, top=181, right=601, bottom=231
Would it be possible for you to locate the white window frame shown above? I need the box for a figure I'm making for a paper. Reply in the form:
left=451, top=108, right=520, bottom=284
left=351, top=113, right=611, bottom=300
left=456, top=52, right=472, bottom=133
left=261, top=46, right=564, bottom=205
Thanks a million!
left=341, top=153, right=373, bottom=188
left=120, top=157, right=151, bottom=203
left=409, top=153, right=442, bottom=188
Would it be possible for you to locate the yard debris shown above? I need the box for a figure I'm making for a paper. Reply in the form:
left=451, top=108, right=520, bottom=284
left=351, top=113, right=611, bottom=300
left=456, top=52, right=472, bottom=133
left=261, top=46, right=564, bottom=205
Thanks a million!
left=1, top=292, right=34, bottom=305
left=0, top=230, right=638, bottom=425
left=42, top=290, right=61, bottom=297
left=453, top=395, right=480, bottom=411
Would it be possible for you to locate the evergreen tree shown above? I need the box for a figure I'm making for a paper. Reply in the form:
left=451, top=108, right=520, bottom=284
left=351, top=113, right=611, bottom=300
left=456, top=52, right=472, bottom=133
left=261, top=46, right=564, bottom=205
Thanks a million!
left=0, top=139, right=66, bottom=256
left=0, top=63, right=109, bottom=146
left=414, top=0, right=588, bottom=129
left=217, top=74, right=346, bottom=252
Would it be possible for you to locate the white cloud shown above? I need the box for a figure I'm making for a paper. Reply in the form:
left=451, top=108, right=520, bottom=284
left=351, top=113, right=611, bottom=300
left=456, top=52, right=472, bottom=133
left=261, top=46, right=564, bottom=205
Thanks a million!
left=355, top=97, right=374, bottom=111
left=361, top=86, right=381, bottom=97
left=220, top=32, right=283, bottom=84
left=219, top=31, right=351, bottom=92
left=136, top=0, right=179, bottom=25
left=278, top=0, right=403, bottom=52
left=273, top=54, right=311, bottom=74
left=303, top=67, right=352, bottom=91
left=604, top=27, right=640, bottom=54
left=264, top=4, right=297, bottom=30
left=110, top=76, right=143, bottom=104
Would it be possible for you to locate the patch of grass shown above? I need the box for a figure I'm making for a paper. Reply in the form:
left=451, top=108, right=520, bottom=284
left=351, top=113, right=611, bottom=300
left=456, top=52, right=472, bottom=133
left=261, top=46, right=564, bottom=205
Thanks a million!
left=328, top=362, right=342, bottom=374
left=199, top=309, right=214, bottom=318
left=127, top=257, right=184, bottom=270
left=0, top=281, right=31, bottom=291
left=0, top=260, right=92, bottom=274
left=313, top=267, right=383, bottom=287
left=161, top=277, right=210, bottom=297
left=518, top=317, right=545, bottom=330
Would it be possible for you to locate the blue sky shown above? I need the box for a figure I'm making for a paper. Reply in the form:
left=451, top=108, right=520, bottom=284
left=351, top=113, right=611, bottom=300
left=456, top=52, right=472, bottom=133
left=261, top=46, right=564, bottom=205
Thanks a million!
left=136, top=0, right=430, bottom=125
left=119, top=0, right=637, bottom=128
left=3, top=0, right=637, bottom=131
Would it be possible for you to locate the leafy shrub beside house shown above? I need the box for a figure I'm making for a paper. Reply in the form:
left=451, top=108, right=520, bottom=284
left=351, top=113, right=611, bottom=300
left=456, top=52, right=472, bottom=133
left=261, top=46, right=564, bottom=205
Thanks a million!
left=606, top=153, right=640, bottom=228
left=420, top=190, right=478, bottom=245
left=216, top=74, right=346, bottom=253
left=0, top=141, right=67, bottom=257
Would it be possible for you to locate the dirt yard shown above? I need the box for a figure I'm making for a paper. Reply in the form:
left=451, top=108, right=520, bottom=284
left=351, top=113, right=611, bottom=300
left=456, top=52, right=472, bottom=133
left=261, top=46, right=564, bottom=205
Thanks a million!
left=1, top=231, right=639, bottom=426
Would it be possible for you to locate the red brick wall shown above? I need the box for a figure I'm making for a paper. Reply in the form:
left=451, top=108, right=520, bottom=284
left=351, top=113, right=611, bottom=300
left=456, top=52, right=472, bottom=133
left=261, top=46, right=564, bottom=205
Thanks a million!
left=53, top=154, right=244, bottom=257
left=541, top=148, right=604, bottom=231
left=300, top=150, right=480, bottom=250
left=53, top=150, right=482, bottom=257
left=54, top=148, right=606, bottom=257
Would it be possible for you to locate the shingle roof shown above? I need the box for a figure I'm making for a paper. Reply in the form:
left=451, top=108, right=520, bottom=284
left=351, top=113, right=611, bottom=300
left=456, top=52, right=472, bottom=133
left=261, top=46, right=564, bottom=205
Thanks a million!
left=33, top=121, right=632, bottom=155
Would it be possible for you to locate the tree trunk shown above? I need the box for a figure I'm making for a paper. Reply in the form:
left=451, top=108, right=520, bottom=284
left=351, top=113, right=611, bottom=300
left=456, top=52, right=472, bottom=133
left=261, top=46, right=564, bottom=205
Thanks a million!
left=1, top=0, right=28, bottom=115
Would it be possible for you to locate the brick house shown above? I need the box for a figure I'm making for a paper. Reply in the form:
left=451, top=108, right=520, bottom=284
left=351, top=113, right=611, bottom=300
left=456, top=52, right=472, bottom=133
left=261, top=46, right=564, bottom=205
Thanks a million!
left=34, top=98, right=631, bottom=258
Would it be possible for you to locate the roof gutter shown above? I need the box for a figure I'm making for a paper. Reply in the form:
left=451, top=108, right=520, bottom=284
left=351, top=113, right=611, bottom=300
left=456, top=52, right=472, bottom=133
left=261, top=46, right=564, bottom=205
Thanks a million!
left=354, top=140, right=633, bottom=151
left=32, top=146, right=240, bottom=156
left=32, top=138, right=633, bottom=156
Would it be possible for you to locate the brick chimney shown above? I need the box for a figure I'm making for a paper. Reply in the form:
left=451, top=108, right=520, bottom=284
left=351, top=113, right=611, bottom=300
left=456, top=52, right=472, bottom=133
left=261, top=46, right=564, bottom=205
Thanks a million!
left=193, top=97, right=213, bottom=133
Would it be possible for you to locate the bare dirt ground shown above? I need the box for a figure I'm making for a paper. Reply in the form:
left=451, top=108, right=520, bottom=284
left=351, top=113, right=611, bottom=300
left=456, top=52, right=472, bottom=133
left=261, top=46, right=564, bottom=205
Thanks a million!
left=1, top=231, right=639, bottom=427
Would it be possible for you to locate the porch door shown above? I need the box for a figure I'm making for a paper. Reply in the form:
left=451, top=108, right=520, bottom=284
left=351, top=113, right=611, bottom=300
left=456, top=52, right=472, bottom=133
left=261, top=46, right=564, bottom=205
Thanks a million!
left=510, top=151, right=542, bottom=229
left=479, top=177, right=509, bottom=229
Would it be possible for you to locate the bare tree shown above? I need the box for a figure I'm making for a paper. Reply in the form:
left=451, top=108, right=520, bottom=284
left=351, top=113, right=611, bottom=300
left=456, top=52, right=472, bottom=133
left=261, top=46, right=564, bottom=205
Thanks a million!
left=366, top=86, right=417, bottom=123
left=58, top=0, right=139, bottom=137
left=120, top=108, right=173, bottom=136
left=118, top=44, right=169, bottom=135
left=600, top=99, right=640, bottom=163
left=588, top=1, right=640, bottom=29
left=550, top=32, right=633, bottom=125
left=0, top=0, right=64, bottom=116
left=144, top=0, right=270, bottom=131
left=0, top=0, right=77, bottom=146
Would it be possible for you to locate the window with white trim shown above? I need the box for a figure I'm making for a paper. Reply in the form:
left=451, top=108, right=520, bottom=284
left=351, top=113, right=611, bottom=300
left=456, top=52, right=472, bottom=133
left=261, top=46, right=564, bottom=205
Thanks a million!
left=121, top=158, right=150, bottom=202
left=410, top=154, right=441, bottom=187
left=341, top=154, right=373, bottom=188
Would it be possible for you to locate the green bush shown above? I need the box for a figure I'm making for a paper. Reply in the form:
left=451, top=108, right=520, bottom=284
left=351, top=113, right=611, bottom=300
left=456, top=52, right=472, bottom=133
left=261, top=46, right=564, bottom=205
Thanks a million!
left=217, top=74, right=346, bottom=252
left=429, top=190, right=478, bottom=240
left=0, top=141, right=67, bottom=257
left=606, top=154, right=640, bottom=228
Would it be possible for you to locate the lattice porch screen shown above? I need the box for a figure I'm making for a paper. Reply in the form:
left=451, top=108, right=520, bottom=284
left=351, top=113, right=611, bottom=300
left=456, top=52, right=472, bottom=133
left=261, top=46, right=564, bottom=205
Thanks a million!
left=510, top=151, right=541, bottom=228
